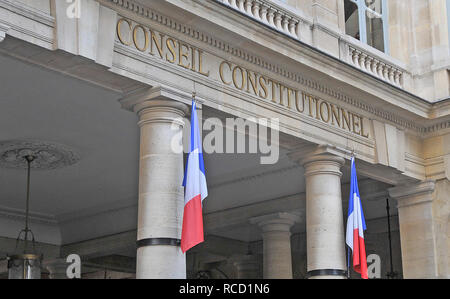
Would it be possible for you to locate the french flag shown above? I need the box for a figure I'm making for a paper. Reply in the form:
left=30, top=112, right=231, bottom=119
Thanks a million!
left=181, top=99, right=208, bottom=253
left=346, top=156, right=368, bottom=279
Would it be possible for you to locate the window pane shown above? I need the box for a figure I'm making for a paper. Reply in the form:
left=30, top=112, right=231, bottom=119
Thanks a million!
left=365, top=0, right=382, bottom=14
left=366, top=9, right=384, bottom=52
left=345, top=0, right=360, bottom=40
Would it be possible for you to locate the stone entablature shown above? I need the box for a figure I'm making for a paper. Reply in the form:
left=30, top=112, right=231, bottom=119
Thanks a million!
left=0, top=0, right=54, bottom=49
left=115, top=16, right=371, bottom=139
left=103, top=1, right=447, bottom=122
left=0, top=0, right=446, bottom=131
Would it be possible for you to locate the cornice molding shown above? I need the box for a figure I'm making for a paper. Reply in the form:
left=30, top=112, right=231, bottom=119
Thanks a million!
left=249, top=212, right=300, bottom=231
left=288, top=144, right=353, bottom=164
left=388, top=180, right=435, bottom=208
left=209, top=164, right=299, bottom=190
left=423, top=121, right=450, bottom=136
left=119, top=85, right=192, bottom=112
left=102, top=0, right=450, bottom=135
left=0, top=0, right=54, bottom=48
left=0, top=205, right=58, bottom=226
left=56, top=200, right=137, bottom=224
left=0, top=0, right=54, bottom=27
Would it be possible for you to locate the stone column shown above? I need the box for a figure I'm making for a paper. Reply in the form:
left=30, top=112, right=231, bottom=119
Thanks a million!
left=131, top=96, right=189, bottom=279
left=230, top=254, right=259, bottom=279
left=44, top=258, right=68, bottom=279
left=389, top=180, right=449, bottom=279
left=250, top=212, right=299, bottom=279
left=301, top=152, right=347, bottom=279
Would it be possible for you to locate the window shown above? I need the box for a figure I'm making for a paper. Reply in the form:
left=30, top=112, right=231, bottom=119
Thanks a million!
left=344, top=0, right=389, bottom=53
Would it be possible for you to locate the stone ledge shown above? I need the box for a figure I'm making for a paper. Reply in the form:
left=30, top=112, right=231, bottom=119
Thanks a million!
left=388, top=180, right=436, bottom=208
left=0, top=21, right=9, bottom=42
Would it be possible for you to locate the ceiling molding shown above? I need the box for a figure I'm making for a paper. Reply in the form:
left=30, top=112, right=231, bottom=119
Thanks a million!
left=0, top=140, right=80, bottom=170
left=0, top=205, right=58, bottom=226
left=209, top=164, right=300, bottom=190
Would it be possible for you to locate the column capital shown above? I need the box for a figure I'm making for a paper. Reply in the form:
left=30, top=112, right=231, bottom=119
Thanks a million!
left=43, top=258, right=69, bottom=279
left=250, top=212, right=297, bottom=278
left=388, top=180, right=435, bottom=208
left=301, top=153, right=345, bottom=168
left=288, top=144, right=346, bottom=166
left=136, top=99, right=189, bottom=128
left=119, top=86, right=191, bottom=115
left=249, top=212, right=299, bottom=233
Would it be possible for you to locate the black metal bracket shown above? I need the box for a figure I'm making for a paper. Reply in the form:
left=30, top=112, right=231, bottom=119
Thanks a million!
left=307, top=269, right=348, bottom=278
left=136, top=238, right=181, bottom=248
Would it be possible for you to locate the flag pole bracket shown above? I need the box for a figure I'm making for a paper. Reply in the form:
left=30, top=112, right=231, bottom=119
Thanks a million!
left=136, top=238, right=181, bottom=248
left=306, top=269, right=348, bottom=278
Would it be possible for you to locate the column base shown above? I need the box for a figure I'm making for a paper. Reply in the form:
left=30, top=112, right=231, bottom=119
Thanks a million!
left=136, top=245, right=186, bottom=279
left=307, top=269, right=347, bottom=279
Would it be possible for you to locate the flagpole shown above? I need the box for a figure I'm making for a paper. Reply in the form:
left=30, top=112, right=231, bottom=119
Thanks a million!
left=346, top=150, right=355, bottom=280
left=385, top=198, right=397, bottom=279
left=347, top=247, right=351, bottom=279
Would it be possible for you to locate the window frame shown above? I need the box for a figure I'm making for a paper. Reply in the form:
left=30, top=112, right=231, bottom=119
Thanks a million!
left=347, top=0, right=390, bottom=54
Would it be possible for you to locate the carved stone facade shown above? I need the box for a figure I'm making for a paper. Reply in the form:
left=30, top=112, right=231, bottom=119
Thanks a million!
left=0, top=0, right=448, bottom=279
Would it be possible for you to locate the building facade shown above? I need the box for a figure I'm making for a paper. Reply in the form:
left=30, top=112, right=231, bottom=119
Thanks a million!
left=0, top=0, right=449, bottom=279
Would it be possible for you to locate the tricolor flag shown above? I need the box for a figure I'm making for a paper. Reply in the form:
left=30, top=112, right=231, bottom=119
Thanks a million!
left=181, top=99, right=208, bottom=253
left=346, top=156, right=368, bottom=279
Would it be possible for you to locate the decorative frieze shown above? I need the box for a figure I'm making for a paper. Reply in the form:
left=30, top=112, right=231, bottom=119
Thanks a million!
left=106, top=0, right=448, bottom=136
left=116, top=16, right=371, bottom=139
left=422, top=121, right=450, bottom=135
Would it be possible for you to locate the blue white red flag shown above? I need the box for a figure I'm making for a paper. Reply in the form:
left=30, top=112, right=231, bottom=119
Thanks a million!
left=181, top=99, right=208, bottom=253
left=346, top=156, right=368, bottom=279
